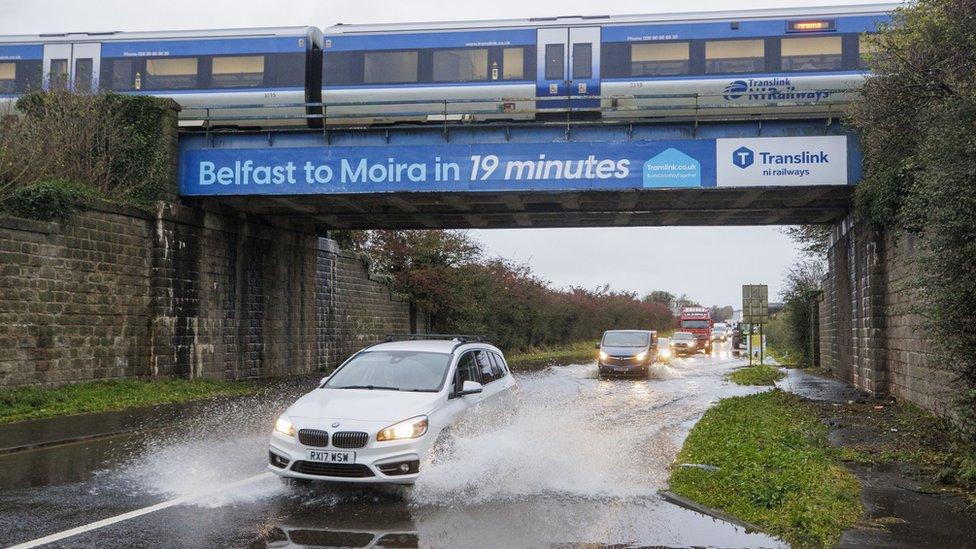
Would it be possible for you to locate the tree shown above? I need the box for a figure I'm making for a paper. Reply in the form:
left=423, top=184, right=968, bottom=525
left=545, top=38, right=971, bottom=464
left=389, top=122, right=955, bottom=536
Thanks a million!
left=777, top=258, right=825, bottom=367
left=780, top=225, right=831, bottom=257
left=350, top=229, right=677, bottom=352
left=710, top=305, right=734, bottom=322
left=642, top=290, right=675, bottom=308
left=849, top=0, right=976, bottom=438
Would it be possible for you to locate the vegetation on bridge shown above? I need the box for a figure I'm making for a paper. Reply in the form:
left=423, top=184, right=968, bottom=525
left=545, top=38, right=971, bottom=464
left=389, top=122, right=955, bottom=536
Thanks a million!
left=338, top=230, right=676, bottom=353
left=0, top=91, right=174, bottom=220
left=849, top=0, right=976, bottom=447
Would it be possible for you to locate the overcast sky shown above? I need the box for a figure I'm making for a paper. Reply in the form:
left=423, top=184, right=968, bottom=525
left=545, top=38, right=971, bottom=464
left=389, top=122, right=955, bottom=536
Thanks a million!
left=2, top=0, right=874, bottom=307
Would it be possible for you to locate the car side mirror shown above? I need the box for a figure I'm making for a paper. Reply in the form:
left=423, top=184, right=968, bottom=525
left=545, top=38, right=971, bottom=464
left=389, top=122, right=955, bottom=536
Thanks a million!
left=459, top=380, right=483, bottom=396
left=319, top=375, right=331, bottom=386
left=594, top=343, right=601, bottom=349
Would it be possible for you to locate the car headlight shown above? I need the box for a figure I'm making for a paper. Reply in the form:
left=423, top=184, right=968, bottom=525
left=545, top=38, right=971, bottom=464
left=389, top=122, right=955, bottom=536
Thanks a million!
left=659, top=348, right=671, bottom=358
left=377, top=416, right=428, bottom=441
left=635, top=351, right=647, bottom=361
left=275, top=414, right=295, bottom=437
left=599, top=350, right=608, bottom=361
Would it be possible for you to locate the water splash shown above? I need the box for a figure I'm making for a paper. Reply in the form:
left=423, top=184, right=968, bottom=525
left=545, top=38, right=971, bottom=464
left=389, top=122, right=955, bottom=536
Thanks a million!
left=411, top=363, right=694, bottom=506
left=105, top=385, right=309, bottom=505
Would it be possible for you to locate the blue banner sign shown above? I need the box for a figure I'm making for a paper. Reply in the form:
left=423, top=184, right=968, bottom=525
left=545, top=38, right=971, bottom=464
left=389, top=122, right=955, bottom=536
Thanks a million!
left=179, top=136, right=851, bottom=196
left=180, top=141, right=716, bottom=196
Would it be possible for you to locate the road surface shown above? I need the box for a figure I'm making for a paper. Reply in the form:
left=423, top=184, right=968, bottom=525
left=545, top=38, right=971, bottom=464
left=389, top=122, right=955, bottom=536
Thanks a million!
left=0, top=345, right=783, bottom=548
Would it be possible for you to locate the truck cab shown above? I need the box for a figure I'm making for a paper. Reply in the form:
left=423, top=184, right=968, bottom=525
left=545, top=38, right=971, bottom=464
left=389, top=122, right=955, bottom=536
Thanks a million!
left=679, top=307, right=713, bottom=355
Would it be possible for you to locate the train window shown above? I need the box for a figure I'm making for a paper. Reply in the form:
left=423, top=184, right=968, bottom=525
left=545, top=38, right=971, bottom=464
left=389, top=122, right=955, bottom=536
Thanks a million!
left=323, top=51, right=361, bottom=86
left=572, top=43, right=592, bottom=79
left=144, top=57, right=198, bottom=89
left=502, top=47, right=524, bottom=79
left=73, top=58, right=93, bottom=93
left=109, top=59, right=137, bottom=90
left=858, top=34, right=880, bottom=68
left=630, top=42, right=689, bottom=76
left=705, top=39, right=764, bottom=74
left=0, top=62, right=15, bottom=94
left=364, top=51, right=418, bottom=84
left=211, top=55, right=264, bottom=88
left=432, top=48, right=488, bottom=82
left=781, top=36, right=842, bottom=71
left=269, top=52, right=305, bottom=88
left=545, top=44, right=564, bottom=80
left=49, top=59, right=68, bottom=90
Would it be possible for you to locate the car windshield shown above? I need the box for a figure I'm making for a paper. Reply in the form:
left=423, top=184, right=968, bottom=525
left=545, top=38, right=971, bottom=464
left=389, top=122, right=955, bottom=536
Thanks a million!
left=673, top=332, right=694, bottom=341
left=325, top=351, right=450, bottom=392
left=681, top=320, right=710, bottom=329
left=602, top=332, right=649, bottom=347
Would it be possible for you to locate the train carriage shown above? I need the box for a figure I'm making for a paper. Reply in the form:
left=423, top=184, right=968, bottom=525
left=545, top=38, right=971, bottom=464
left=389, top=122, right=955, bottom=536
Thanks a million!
left=2, top=4, right=896, bottom=128
left=0, top=27, right=323, bottom=128
left=320, top=3, right=895, bottom=125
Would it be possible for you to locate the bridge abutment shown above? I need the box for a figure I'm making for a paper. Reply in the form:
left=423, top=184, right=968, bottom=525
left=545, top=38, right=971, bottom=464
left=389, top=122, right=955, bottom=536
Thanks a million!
left=0, top=200, right=413, bottom=388
left=816, top=215, right=955, bottom=414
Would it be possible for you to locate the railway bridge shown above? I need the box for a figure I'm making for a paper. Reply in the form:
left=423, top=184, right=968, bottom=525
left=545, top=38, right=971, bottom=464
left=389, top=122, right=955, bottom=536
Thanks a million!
left=176, top=104, right=934, bottom=410
left=178, top=114, right=859, bottom=229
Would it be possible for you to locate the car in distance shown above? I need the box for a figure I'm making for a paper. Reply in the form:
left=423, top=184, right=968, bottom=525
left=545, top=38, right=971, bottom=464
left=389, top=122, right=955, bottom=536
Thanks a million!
left=597, top=329, right=656, bottom=377
left=712, top=323, right=729, bottom=343
left=269, top=335, right=515, bottom=484
left=671, top=331, right=698, bottom=356
left=656, top=337, right=673, bottom=364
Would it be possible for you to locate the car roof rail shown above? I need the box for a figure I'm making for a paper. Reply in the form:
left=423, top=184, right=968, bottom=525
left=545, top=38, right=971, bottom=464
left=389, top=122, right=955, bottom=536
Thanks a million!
left=384, top=333, right=487, bottom=344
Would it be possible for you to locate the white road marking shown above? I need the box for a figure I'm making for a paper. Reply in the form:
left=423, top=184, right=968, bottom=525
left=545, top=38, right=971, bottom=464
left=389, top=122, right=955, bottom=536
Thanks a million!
left=8, top=472, right=274, bottom=549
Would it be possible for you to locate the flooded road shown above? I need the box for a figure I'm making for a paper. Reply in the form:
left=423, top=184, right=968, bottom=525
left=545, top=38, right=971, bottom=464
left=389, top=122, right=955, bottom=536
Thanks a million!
left=0, top=347, right=784, bottom=548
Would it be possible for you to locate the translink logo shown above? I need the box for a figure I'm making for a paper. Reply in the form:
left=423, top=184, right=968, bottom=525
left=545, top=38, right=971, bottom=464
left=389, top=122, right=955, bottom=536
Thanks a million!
left=732, top=145, right=829, bottom=170
left=732, top=146, right=754, bottom=169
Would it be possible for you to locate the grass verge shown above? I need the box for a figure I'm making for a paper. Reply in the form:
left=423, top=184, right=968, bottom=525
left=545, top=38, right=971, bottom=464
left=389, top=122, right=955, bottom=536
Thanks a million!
left=668, top=390, right=862, bottom=546
left=506, top=340, right=597, bottom=369
left=727, top=363, right=786, bottom=386
left=0, top=378, right=259, bottom=424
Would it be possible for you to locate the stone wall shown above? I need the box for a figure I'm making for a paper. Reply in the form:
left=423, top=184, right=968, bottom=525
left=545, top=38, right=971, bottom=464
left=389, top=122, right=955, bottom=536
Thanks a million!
left=0, top=202, right=413, bottom=388
left=817, top=215, right=955, bottom=415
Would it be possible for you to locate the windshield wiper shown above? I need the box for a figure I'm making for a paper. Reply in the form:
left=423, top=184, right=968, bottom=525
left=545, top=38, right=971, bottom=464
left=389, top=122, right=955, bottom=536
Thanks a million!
left=338, top=385, right=400, bottom=391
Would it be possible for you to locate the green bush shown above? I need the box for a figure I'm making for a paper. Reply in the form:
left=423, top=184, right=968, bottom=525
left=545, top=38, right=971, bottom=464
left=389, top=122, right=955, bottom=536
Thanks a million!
left=850, top=0, right=976, bottom=438
left=0, top=91, right=174, bottom=220
left=3, top=179, right=98, bottom=221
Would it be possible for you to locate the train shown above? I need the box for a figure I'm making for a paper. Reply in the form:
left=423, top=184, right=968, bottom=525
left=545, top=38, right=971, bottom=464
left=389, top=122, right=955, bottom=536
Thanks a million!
left=0, top=3, right=895, bottom=128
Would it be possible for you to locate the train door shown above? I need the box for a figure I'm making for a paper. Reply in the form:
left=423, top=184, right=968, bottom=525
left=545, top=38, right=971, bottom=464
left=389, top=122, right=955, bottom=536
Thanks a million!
left=536, top=26, right=601, bottom=110
left=43, top=42, right=100, bottom=92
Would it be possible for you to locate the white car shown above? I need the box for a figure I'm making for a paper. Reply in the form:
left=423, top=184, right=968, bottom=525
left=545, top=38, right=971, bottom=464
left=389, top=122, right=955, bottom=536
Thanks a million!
left=269, top=336, right=516, bottom=484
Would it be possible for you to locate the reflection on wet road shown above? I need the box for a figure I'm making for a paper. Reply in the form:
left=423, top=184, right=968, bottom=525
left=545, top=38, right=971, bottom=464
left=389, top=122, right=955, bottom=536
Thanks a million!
left=0, top=346, right=784, bottom=548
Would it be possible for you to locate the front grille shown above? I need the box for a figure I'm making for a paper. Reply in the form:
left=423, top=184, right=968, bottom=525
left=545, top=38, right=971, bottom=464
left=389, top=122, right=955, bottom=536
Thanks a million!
left=298, top=429, right=329, bottom=447
left=291, top=461, right=375, bottom=478
left=331, top=431, right=369, bottom=448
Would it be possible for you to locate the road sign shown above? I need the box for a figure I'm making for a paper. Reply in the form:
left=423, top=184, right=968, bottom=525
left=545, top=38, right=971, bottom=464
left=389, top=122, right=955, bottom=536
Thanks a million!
left=742, top=284, right=768, bottom=324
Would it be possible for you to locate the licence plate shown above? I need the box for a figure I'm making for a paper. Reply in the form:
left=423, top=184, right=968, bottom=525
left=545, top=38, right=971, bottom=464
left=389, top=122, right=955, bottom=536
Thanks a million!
left=308, top=449, right=355, bottom=464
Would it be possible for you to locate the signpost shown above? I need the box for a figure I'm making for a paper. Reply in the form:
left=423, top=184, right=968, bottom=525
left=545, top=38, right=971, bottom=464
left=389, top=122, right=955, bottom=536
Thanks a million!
left=742, top=284, right=768, bottom=365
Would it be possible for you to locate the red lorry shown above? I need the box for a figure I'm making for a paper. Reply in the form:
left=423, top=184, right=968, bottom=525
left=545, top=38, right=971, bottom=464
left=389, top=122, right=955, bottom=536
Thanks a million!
left=679, top=306, right=713, bottom=355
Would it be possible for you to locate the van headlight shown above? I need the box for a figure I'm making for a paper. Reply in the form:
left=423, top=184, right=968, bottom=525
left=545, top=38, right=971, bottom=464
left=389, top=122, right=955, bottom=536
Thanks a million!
left=599, top=350, right=608, bottom=361
left=275, top=414, right=295, bottom=437
left=635, top=351, right=647, bottom=361
left=377, top=416, right=428, bottom=441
